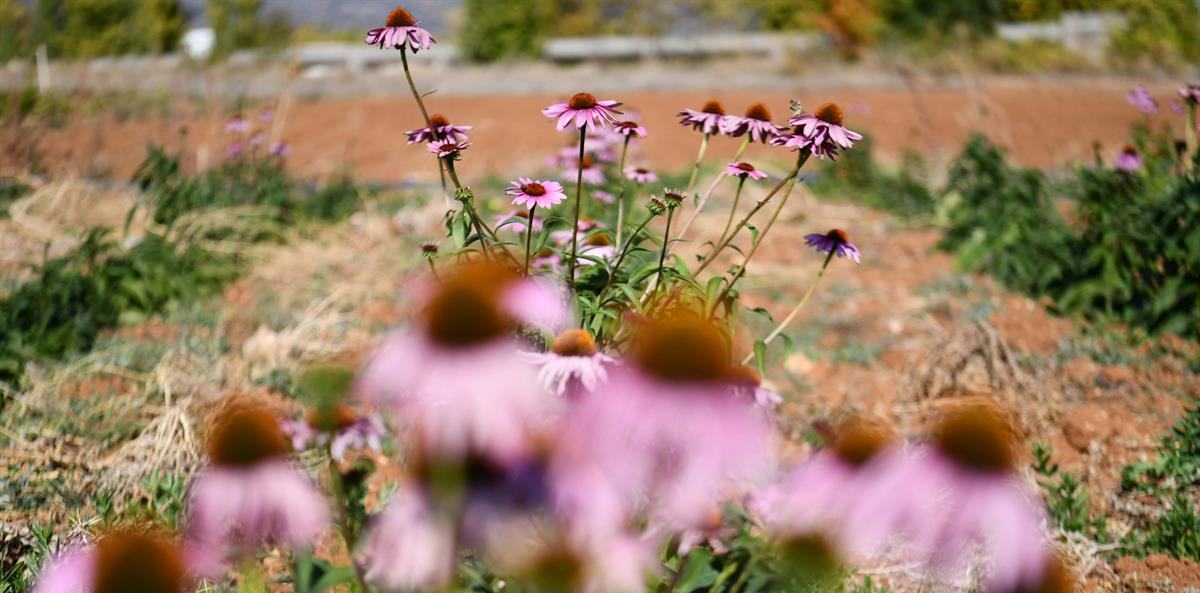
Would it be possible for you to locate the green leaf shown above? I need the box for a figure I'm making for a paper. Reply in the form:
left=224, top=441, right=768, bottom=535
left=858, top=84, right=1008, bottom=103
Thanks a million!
left=753, top=340, right=767, bottom=375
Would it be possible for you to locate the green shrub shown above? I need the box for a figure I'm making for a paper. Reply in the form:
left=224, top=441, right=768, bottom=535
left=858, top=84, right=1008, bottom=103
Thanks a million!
left=809, top=135, right=938, bottom=219
left=460, top=0, right=551, bottom=62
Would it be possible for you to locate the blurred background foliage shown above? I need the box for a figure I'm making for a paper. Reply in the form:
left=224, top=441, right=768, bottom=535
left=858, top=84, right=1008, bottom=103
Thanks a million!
left=0, top=0, right=1196, bottom=66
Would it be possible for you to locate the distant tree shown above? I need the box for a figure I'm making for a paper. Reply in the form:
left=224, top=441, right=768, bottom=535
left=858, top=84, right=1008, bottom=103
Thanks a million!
left=0, top=0, right=30, bottom=61
left=460, top=0, right=552, bottom=62
left=208, top=0, right=291, bottom=58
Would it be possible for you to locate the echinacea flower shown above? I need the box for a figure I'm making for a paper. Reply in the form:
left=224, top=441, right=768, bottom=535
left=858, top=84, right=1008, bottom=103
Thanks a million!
left=678, top=100, right=727, bottom=135
left=365, top=6, right=436, bottom=52
left=358, top=484, right=456, bottom=593
left=725, top=364, right=782, bottom=409
left=623, top=166, right=658, bottom=184
left=550, top=217, right=601, bottom=246
left=1114, top=145, right=1142, bottom=172
left=1181, top=83, right=1200, bottom=105
left=226, top=142, right=246, bottom=159
left=406, top=114, right=473, bottom=144
left=225, top=114, right=249, bottom=135
left=725, top=161, right=768, bottom=180
left=720, top=102, right=782, bottom=143
left=592, top=190, right=616, bottom=204
left=269, top=142, right=291, bottom=157
left=281, top=403, right=386, bottom=461
left=187, top=404, right=330, bottom=576
left=543, top=93, right=623, bottom=131
left=507, top=178, right=568, bottom=209
left=557, top=314, right=772, bottom=529
left=578, top=232, right=616, bottom=264
left=614, top=121, right=647, bottom=138
left=804, top=229, right=861, bottom=264
left=356, top=263, right=564, bottom=462
left=427, top=138, right=470, bottom=159
left=787, top=103, right=863, bottom=160
left=34, top=532, right=188, bottom=593
left=560, top=153, right=606, bottom=186
left=521, top=329, right=615, bottom=398
left=495, top=209, right=546, bottom=233
left=1126, top=85, right=1158, bottom=114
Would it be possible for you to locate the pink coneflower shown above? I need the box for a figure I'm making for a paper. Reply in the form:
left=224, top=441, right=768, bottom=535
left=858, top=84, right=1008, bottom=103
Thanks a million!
left=1114, top=145, right=1143, bottom=172
left=720, top=103, right=782, bottom=143
left=427, top=138, right=470, bottom=159
left=623, top=166, right=658, bottom=184
left=804, top=229, right=861, bottom=264
left=226, top=142, right=246, bottom=159
left=561, top=153, right=606, bottom=185
left=521, top=329, right=615, bottom=398
left=507, top=178, right=568, bottom=209
left=1181, top=83, right=1200, bottom=105
left=1171, top=100, right=1187, bottom=114
left=592, top=189, right=616, bottom=204
left=678, top=100, right=728, bottom=135
left=365, top=6, right=436, bottom=52
left=1126, top=85, right=1158, bottom=114
left=358, top=484, right=456, bottom=592
left=543, top=93, right=623, bottom=131
left=725, top=365, right=782, bottom=409
left=550, top=217, right=601, bottom=246
left=248, top=131, right=265, bottom=147
left=558, top=315, right=772, bottom=529
left=225, top=114, right=249, bottom=135
left=495, top=209, right=546, bottom=233
left=269, top=142, right=291, bottom=157
left=356, top=263, right=563, bottom=462
left=578, top=232, right=616, bottom=264
left=258, top=108, right=274, bottom=123
left=531, top=247, right=561, bottom=270
left=614, top=120, right=647, bottom=138
left=33, top=531, right=188, bottom=593
left=787, top=103, right=863, bottom=160
left=187, top=405, right=329, bottom=576
left=406, top=113, right=473, bottom=144
left=281, top=403, right=386, bottom=461
left=725, top=161, right=768, bottom=180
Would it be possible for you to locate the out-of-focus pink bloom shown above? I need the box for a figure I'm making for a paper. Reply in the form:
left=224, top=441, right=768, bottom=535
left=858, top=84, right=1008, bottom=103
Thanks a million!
left=577, top=232, right=616, bottom=265
left=494, top=209, right=546, bottom=233
left=269, top=142, right=291, bottom=157
left=614, top=120, right=647, bottom=138
left=522, top=329, right=615, bottom=398
left=678, top=100, right=727, bottom=135
left=365, top=7, right=436, bottom=52
left=623, top=166, right=658, bottom=184
left=725, top=161, right=768, bottom=180
left=281, top=404, right=386, bottom=461
left=1126, top=85, right=1158, bottom=114
left=1114, top=146, right=1143, bottom=172
left=560, top=153, right=606, bottom=185
left=358, top=485, right=456, bottom=593
left=543, top=93, right=623, bottom=131
left=225, top=114, right=249, bottom=135
left=226, top=142, right=245, bottom=159
left=720, top=103, right=782, bottom=143
left=557, top=315, right=772, bottom=530
left=1181, top=83, right=1200, bottom=105
left=248, top=132, right=265, bottom=147
left=187, top=405, right=329, bottom=576
left=592, top=189, right=616, bottom=204
left=581, top=532, right=660, bottom=593
left=531, top=247, right=561, bottom=270
left=804, top=229, right=861, bottom=264
left=725, top=365, right=782, bottom=409
left=787, top=103, right=863, bottom=160
left=405, top=114, right=473, bottom=144
left=1171, top=100, right=1187, bottom=114
left=356, top=264, right=564, bottom=462
left=258, top=109, right=274, bottom=123
left=427, top=138, right=470, bottom=158
left=507, top=178, right=567, bottom=209
left=550, top=217, right=601, bottom=246
left=34, top=532, right=188, bottom=593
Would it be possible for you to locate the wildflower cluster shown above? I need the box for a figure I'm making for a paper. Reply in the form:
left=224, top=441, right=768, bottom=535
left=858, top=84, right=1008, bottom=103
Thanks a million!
left=33, top=7, right=1073, bottom=593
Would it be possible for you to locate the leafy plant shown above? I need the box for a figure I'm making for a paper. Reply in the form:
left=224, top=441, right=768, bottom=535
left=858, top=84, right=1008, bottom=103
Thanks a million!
left=1135, top=493, right=1200, bottom=560
left=1031, top=443, right=1108, bottom=540
left=1121, top=406, right=1200, bottom=493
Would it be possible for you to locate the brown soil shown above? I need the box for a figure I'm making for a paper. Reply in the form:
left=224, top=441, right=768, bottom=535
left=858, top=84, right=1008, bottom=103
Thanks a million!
left=1111, top=554, right=1200, bottom=592
left=25, top=78, right=1186, bottom=183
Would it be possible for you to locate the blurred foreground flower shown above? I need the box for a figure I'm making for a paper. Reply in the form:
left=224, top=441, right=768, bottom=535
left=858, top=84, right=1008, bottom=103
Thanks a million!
left=35, top=532, right=187, bottom=593
left=282, top=403, right=386, bottom=460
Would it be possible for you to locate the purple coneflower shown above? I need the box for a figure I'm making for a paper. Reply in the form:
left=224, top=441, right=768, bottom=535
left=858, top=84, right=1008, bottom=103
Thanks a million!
left=406, top=113, right=473, bottom=144
left=1126, top=85, right=1158, bottom=114
left=614, top=120, right=647, bottom=138
left=592, top=189, right=616, bottom=204
left=543, top=93, right=623, bottom=131
left=34, top=532, right=188, bottom=593
left=550, top=217, right=601, bottom=246
left=225, top=114, right=249, bottom=135
left=725, top=161, right=768, bottom=180
left=365, top=6, right=436, bottom=52
left=787, top=103, right=863, bottom=160
left=495, top=209, right=546, bottom=233
left=226, top=142, right=246, bottom=159
left=557, top=315, right=772, bottom=529
left=356, top=263, right=563, bottom=462
left=725, top=365, right=782, bottom=409
left=1114, top=145, right=1142, bottom=172
left=187, top=404, right=329, bottom=576
left=623, top=166, right=658, bottom=184
left=804, top=229, right=861, bottom=264
left=720, top=102, right=782, bottom=143
left=358, top=484, right=456, bottom=592
left=522, top=329, right=615, bottom=399
left=1181, top=83, right=1200, bottom=105
left=281, top=403, right=386, bottom=461
left=678, top=100, right=728, bottom=135
left=507, top=178, right=567, bottom=209
left=560, top=153, right=606, bottom=185
left=578, top=232, right=617, bottom=264
left=269, top=142, right=291, bottom=157
left=427, top=138, right=470, bottom=159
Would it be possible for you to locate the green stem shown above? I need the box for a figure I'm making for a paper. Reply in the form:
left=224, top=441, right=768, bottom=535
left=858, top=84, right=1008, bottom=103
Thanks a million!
left=685, top=133, right=710, bottom=198
left=716, top=176, right=748, bottom=248
left=445, top=161, right=518, bottom=263
left=326, top=458, right=372, bottom=593
left=676, top=136, right=751, bottom=242
left=399, top=47, right=432, bottom=128
left=665, top=552, right=692, bottom=593
left=523, top=205, right=536, bottom=276
left=740, top=248, right=835, bottom=365
left=598, top=214, right=656, bottom=302
left=710, top=171, right=803, bottom=310
left=614, top=136, right=632, bottom=248
left=654, top=207, right=676, bottom=293
left=1187, top=103, right=1197, bottom=170
left=567, top=124, right=588, bottom=295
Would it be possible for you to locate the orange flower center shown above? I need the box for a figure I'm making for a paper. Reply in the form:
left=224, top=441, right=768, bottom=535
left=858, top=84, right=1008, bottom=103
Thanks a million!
left=207, top=405, right=289, bottom=468
left=826, top=228, right=850, bottom=245
left=701, top=100, right=726, bottom=115
left=635, top=167, right=650, bottom=174
left=424, top=263, right=518, bottom=348
left=386, top=7, right=416, bottom=27
left=580, top=154, right=595, bottom=168
left=94, top=533, right=186, bottom=593
left=1122, top=145, right=1138, bottom=156
left=568, top=93, right=598, bottom=110
left=744, top=102, right=772, bottom=122
left=306, top=403, right=358, bottom=433
left=429, top=114, right=450, bottom=127
left=523, top=183, right=547, bottom=196
left=551, top=328, right=598, bottom=357
left=934, top=407, right=1016, bottom=474
left=736, top=162, right=756, bottom=172
left=725, top=364, right=762, bottom=387
left=586, top=233, right=612, bottom=247
left=814, top=103, right=844, bottom=126
left=634, top=315, right=730, bottom=384
left=831, top=418, right=890, bottom=467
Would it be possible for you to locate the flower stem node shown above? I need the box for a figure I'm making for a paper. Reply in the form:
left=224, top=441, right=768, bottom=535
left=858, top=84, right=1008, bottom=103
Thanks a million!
left=454, top=186, right=475, bottom=203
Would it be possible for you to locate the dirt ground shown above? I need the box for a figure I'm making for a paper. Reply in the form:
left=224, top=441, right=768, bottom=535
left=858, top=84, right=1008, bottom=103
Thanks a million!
left=23, top=77, right=1188, bottom=184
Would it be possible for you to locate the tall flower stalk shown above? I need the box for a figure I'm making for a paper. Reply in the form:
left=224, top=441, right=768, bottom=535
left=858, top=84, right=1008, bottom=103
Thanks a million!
left=676, top=136, right=750, bottom=242
left=614, top=136, right=633, bottom=248
left=568, top=124, right=589, bottom=294
left=685, top=133, right=710, bottom=196
left=740, top=250, right=834, bottom=364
